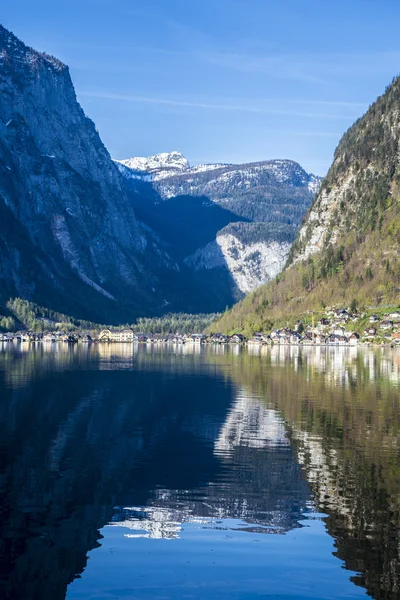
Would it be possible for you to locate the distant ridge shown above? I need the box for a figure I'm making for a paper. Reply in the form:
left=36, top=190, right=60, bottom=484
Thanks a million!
left=116, top=151, right=190, bottom=178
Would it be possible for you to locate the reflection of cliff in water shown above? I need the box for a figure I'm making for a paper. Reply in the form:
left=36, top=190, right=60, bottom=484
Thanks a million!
left=229, top=346, right=400, bottom=600
left=0, top=349, right=229, bottom=600
left=0, top=345, right=310, bottom=600
left=292, top=426, right=400, bottom=599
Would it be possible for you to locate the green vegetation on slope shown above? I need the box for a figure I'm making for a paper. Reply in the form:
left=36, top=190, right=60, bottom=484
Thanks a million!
left=134, top=313, right=221, bottom=334
left=210, top=76, right=400, bottom=336
left=212, top=205, right=400, bottom=336
left=2, top=298, right=100, bottom=332
left=0, top=298, right=220, bottom=335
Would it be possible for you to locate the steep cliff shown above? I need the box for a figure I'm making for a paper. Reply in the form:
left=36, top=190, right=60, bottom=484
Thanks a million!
left=211, top=76, right=400, bottom=333
left=0, top=26, right=182, bottom=321
left=185, top=223, right=295, bottom=295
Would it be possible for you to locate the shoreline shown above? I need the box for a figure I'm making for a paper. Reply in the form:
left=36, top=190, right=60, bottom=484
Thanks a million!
left=1, top=338, right=399, bottom=349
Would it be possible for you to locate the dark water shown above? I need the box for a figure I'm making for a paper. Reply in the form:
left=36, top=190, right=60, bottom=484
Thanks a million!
left=0, top=343, right=400, bottom=600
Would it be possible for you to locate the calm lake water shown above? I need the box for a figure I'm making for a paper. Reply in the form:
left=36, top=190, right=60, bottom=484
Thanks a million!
left=1, top=343, right=400, bottom=600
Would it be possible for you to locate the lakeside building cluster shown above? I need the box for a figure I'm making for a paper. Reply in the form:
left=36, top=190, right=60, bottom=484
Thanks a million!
left=1, top=309, right=400, bottom=347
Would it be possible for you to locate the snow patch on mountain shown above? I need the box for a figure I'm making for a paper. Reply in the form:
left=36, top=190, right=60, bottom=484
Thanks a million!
left=115, top=151, right=189, bottom=177
left=188, top=163, right=229, bottom=174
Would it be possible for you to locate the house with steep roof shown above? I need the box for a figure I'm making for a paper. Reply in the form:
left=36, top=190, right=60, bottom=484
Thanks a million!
left=349, top=333, right=360, bottom=345
left=364, top=327, right=377, bottom=338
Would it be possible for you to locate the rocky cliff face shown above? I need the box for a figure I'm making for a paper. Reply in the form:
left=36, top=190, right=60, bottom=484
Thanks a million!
left=185, top=225, right=294, bottom=295
left=0, top=26, right=182, bottom=321
left=291, top=77, right=400, bottom=266
left=118, top=153, right=319, bottom=299
left=185, top=235, right=290, bottom=295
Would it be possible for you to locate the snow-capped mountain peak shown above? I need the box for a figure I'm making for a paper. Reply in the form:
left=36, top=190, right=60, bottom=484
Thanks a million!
left=116, top=151, right=189, bottom=175
left=115, top=153, right=322, bottom=193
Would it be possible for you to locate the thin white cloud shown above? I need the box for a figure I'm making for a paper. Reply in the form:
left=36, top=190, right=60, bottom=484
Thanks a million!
left=286, top=99, right=366, bottom=109
left=204, top=51, right=329, bottom=84
left=78, top=91, right=358, bottom=120
left=202, top=50, right=400, bottom=83
left=276, top=130, right=339, bottom=138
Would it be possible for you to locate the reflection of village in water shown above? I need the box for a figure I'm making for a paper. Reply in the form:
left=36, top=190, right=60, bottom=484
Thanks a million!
left=0, top=343, right=400, bottom=599
left=2, top=340, right=400, bottom=386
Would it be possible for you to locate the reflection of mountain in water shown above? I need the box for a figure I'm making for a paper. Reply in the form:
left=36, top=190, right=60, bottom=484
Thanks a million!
left=1, top=344, right=400, bottom=600
left=111, top=506, right=186, bottom=539
left=290, top=424, right=400, bottom=598
left=215, top=392, right=289, bottom=451
left=0, top=346, right=309, bottom=600
left=228, top=346, right=400, bottom=600
left=111, top=391, right=309, bottom=539
left=0, top=355, right=224, bottom=599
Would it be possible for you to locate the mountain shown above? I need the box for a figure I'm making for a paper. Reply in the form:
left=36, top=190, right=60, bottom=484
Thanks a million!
left=117, top=151, right=189, bottom=179
left=116, top=152, right=319, bottom=204
left=153, top=157, right=320, bottom=201
left=211, top=76, right=400, bottom=335
left=0, top=25, right=320, bottom=321
left=185, top=222, right=296, bottom=294
left=0, top=26, right=204, bottom=322
left=117, top=154, right=320, bottom=300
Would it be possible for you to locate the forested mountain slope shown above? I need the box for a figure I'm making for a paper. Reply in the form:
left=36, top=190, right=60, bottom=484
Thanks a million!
left=211, top=77, right=400, bottom=334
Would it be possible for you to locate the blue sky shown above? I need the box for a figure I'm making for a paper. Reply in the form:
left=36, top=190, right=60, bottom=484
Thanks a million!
left=2, top=0, right=400, bottom=174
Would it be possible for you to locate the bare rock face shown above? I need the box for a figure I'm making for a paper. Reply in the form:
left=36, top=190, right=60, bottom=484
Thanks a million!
left=0, top=25, right=173, bottom=320
left=185, top=233, right=291, bottom=295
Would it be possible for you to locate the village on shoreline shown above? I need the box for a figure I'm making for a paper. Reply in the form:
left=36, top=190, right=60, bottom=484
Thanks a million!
left=1, top=307, right=400, bottom=348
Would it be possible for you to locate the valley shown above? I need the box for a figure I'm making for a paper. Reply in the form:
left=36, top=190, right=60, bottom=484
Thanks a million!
left=0, top=24, right=399, bottom=337
left=0, top=23, right=319, bottom=321
left=1, top=7, right=400, bottom=600
left=116, top=152, right=318, bottom=300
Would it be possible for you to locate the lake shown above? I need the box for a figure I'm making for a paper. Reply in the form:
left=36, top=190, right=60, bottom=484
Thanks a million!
left=0, top=343, right=399, bottom=599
